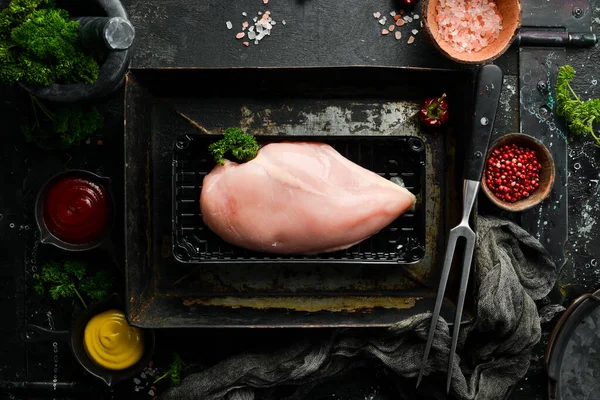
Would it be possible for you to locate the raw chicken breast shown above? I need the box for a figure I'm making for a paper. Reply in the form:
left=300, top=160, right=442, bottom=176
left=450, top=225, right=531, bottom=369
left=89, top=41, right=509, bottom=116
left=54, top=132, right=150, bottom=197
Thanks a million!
left=200, top=142, right=416, bottom=255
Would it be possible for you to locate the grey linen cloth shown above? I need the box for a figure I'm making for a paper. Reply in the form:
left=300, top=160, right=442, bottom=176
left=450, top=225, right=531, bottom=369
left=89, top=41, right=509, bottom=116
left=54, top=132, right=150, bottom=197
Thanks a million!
left=161, top=216, right=557, bottom=400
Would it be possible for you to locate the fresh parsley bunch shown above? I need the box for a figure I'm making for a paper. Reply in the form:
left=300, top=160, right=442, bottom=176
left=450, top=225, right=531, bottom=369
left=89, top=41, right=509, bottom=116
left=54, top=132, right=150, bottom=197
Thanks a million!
left=22, top=94, right=104, bottom=149
left=556, top=65, right=600, bottom=148
left=33, top=260, right=113, bottom=308
left=0, top=0, right=100, bottom=86
left=208, top=128, right=259, bottom=165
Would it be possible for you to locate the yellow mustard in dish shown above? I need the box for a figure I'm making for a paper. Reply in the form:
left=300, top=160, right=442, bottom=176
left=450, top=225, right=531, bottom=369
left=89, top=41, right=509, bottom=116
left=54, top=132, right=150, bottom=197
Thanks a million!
left=83, top=309, right=144, bottom=370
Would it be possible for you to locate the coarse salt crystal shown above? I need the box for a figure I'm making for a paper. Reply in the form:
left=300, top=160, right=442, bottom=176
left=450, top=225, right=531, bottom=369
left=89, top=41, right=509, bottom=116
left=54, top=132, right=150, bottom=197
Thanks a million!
left=395, top=31, right=402, bottom=40
left=248, top=31, right=256, bottom=39
left=226, top=21, right=233, bottom=29
left=258, top=11, right=262, bottom=15
left=263, top=0, right=268, bottom=3
left=236, top=32, right=245, bottom=39
left=242, top=12, right=247, bottom=17
left=382, top=29, right=389, bottom=35
left=412, top=29, right=418, bottom=35
left=435, top=0, right=503, bottom=53
left=396, top=19, right=405, bottom=26
left=378, top=17, right=387, bottom=25
left=389, top=25, right=395, bottom=31
left=243, top=42, right=249, bottom=47
left=404, top=16, right=413, bottom=22
left=390, top=11, right=396, bottom=16
left=282, top=20, right=286, bottom=25
left=414, top=14, right=419, bottom=19
left=249, top=26, right=255, bottom=32
left=242, top=21, right=249, bottom=30
left=407, top=35, right=415, bottom=44
left=373, top=12, right=381, bottom=18
left=253, top=17, right=258, bottom=22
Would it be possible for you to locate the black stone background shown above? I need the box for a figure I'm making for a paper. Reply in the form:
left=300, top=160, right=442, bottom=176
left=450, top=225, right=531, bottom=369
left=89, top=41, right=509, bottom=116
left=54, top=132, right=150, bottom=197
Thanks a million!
left=1, top=0, right=600, bottom=399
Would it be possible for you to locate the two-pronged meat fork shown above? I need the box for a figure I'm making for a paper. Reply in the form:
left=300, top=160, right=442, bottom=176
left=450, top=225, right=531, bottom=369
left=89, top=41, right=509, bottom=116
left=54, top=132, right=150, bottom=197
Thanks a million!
left=416, top=64, right=504, bottom=393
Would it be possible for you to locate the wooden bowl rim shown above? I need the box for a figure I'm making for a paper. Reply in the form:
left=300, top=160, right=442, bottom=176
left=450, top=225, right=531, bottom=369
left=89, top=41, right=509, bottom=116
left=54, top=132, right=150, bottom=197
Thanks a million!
left=480, top=133, right=556, bottom=212
left=421, top=0, right=523, bottom=65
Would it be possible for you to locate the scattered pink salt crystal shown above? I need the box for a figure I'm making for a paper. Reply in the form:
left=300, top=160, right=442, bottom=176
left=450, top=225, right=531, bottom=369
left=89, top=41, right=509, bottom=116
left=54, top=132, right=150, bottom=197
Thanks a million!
left=396, top=19, right=405, bottom=26
left=373, top=12, right=381, bottom=18
left=395, top=31, right=402, bottom=40
left=263, top=0, right=268, bottom=4
left=236, top=32, right=245, bottom=39
left=389, top=25, right=395, bottom=31
left=382, top=29, right=389, bottom=35
left=243, top=42, right=249, bottom=47
left=407, top=35, right=415, bottom=44
left=242, top=21, right=249, bottom=30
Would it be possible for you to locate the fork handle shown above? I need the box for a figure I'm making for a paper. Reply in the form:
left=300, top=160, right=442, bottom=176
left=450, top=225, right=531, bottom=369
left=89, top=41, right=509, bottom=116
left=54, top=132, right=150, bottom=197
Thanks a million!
left=465, top=65, right=503, bottom=182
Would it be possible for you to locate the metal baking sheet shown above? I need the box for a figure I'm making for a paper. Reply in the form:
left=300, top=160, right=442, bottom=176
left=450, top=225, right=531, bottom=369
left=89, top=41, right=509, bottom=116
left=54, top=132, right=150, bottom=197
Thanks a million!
left=124, top=66, right=477, bottom=328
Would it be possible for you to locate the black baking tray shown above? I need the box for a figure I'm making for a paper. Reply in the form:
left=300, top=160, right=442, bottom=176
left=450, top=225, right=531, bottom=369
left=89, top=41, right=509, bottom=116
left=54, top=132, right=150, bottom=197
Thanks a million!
left=172, top=134, right=426, bottom=264
left=124, top=66, right=477, bottom=328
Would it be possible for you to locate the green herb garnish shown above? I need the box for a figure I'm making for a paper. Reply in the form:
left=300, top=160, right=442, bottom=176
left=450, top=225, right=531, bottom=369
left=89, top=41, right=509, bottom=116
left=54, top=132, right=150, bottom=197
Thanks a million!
left=208, top=128, right=259, bottom=165
left=21, top=94, right=104, bottom=149
left=33, top=260, right=113, bottom=308
left=153, top=354, right=183, bottom=387
left=0, top=0, right=99, bottom=87
left=556, top=65, right=600, bottom=148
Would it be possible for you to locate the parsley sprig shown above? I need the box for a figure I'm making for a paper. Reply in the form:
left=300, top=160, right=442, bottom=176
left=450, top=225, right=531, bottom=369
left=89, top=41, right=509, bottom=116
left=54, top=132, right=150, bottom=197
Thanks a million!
left=33, top=260, right=113, bottom=308
left=153, top=354, right=183, bottom=387
left=556, top=65, right=600, bottom=148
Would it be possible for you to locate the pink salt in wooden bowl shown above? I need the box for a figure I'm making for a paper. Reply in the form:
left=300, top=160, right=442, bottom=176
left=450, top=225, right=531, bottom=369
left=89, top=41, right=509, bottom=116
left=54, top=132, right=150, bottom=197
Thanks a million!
left=422, top=0, right=522, bottom=64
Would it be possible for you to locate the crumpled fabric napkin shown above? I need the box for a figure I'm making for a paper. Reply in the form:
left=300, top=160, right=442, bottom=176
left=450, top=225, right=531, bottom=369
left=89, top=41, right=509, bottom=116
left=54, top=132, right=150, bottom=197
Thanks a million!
left=161, top=216, right=557, bottom=400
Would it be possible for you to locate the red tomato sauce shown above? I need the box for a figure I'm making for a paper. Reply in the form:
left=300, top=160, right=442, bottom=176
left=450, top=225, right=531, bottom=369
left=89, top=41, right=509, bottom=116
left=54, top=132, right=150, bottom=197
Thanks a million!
left=42, top=177, right=111, bottom=245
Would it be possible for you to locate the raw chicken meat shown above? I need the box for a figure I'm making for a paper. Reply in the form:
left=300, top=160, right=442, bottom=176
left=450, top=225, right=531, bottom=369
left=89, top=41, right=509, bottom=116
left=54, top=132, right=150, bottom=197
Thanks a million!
left=200, top=142, right=416, bottom=254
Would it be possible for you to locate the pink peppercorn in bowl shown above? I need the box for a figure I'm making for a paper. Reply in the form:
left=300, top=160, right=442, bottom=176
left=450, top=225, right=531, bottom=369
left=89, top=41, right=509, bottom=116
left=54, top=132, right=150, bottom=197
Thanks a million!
left=422, top=0, right=522, bottom=64
left=481, top=133, right=555, bottom=212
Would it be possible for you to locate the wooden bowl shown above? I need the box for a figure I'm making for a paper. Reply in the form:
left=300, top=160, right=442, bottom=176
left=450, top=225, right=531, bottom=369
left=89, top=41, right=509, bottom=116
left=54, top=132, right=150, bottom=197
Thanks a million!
left=481, top=133, right=555, bottom=212
left=422, top=0, right=522, bottom=64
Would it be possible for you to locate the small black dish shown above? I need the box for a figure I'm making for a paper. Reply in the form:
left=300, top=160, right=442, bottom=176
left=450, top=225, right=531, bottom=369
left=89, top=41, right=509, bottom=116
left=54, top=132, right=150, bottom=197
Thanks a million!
left=22, top=293, right=155, bottom=387
left=35, top=169, right=116, bottom=252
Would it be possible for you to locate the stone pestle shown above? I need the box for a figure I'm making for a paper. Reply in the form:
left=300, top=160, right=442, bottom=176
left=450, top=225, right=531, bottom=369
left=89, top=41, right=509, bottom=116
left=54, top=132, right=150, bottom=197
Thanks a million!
left=75, top=16, right=135, bottom=51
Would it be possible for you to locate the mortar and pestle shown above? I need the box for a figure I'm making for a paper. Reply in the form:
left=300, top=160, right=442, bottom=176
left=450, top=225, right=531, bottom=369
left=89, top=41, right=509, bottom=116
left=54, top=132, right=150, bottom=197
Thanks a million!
left=19, top=0, right=135, bottom=103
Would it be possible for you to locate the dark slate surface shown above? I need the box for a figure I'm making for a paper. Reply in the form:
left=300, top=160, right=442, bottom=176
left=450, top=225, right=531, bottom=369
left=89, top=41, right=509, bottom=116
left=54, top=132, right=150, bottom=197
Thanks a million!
left=124, top=0, right=518, bottom=74
left=1, top=0, right=600, bottom=399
